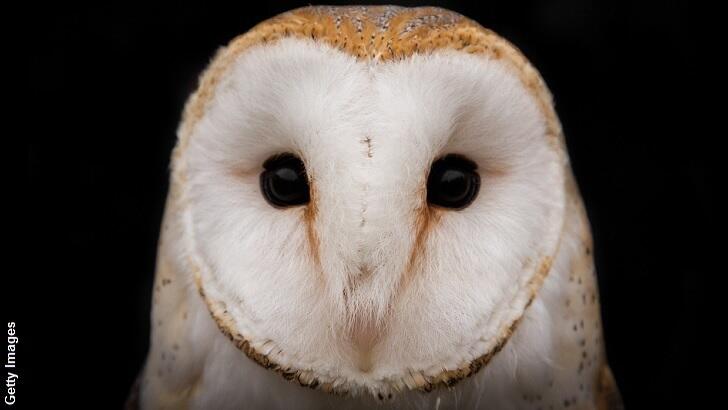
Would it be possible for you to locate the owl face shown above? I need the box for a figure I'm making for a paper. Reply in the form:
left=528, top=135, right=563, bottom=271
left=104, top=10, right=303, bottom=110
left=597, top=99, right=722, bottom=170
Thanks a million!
left=176, top=7, right=566, bottom=397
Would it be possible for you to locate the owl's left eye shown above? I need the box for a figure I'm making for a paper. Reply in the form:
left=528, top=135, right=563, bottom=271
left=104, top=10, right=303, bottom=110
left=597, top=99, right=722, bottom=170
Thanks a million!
left=426, top=154, right=480, bottom=209
left=260, top=154, right=310, bottom=208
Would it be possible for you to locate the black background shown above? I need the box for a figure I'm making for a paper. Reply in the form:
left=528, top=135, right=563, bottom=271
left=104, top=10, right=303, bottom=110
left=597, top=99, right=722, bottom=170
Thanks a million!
left=18, top=0, right=715, bottom=408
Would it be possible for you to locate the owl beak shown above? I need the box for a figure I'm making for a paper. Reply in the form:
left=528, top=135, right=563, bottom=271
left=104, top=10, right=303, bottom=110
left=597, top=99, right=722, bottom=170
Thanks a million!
left=343, top=264, right=387, bottom=373
left=349, top=313, right=378, bottom=373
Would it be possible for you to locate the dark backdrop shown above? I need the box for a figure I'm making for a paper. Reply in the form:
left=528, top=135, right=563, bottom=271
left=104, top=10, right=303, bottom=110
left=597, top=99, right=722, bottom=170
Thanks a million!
left=19, top=1, right=714, bottom=408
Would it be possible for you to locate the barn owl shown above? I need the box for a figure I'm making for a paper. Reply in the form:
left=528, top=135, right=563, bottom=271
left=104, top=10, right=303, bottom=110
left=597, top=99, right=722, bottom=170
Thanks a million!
left=132, top=6, right=622, bottom=410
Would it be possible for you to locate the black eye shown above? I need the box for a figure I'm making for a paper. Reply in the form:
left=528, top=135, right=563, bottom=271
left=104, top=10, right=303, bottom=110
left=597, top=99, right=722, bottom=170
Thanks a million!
left=260, top=153, right=310, bottom=208
left=426, top=154, right=480, bottom=209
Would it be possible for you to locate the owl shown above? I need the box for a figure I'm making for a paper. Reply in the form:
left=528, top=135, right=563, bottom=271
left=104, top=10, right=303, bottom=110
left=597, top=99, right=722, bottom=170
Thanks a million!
left=132, top=6, right=622, bottom=410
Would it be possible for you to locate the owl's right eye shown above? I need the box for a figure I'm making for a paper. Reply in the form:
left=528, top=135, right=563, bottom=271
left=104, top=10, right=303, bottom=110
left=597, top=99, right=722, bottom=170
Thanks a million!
left=260, top=154, right=310, bottom=208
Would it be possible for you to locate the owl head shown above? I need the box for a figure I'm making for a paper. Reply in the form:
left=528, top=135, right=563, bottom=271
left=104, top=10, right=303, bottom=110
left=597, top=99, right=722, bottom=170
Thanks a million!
left=172, top=6, right=567, bottom=398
